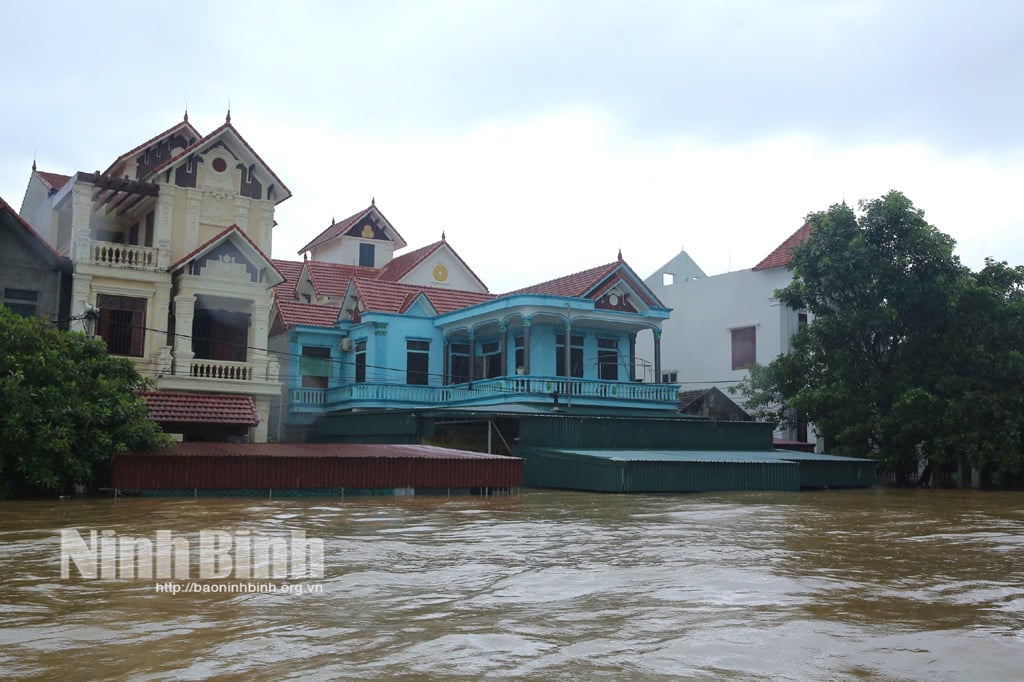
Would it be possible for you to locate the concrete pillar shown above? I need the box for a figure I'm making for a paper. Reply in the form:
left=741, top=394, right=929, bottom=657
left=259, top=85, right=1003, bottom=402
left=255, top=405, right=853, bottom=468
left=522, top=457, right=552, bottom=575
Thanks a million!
left=467, top=329, right=476, bottom=389
left=172, top=294, right=195, bottom=375
left=499, top=322, right=508, bottom=376
left=68, top=272, right=93, bottom=334
left=522, top=318, right=532, bottom=374
left=653, top=328, right=662, bottom=383
left=629, top=333, right=637, bottom=381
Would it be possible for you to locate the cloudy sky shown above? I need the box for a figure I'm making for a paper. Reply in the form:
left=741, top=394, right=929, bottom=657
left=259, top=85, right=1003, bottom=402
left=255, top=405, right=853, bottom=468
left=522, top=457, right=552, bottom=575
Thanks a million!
left=2, top=0, right=1022, bottom=292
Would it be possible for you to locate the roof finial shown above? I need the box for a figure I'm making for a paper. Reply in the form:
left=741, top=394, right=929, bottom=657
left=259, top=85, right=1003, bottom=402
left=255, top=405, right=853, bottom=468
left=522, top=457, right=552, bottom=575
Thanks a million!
left=303, top=251, right=308, bottom=261
left=226, top=101, right=231, bottom=124
left=441, top=229, right=446, bottom=242
left=617, top=247, right=623, bottom=262
left=183, top=103, right=189, bottom=123
left=32, top=152, right=36, bottom=172
left=371, top=196, right=375, bottom=206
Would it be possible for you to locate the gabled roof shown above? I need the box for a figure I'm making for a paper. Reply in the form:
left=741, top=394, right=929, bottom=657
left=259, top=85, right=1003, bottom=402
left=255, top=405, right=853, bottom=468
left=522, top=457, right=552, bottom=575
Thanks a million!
left=501, top=257, right=665, bottom=309
left=33, top=170, right=72, bottom=194
left=0, top=196, right=63, bottom=263
left=145, top=121, right=292, bottom=203
left=103, top=118, right=202, bottom=177
left=504, top=261, right=621, bottom=297
left=270, top=258, right=305, bottom=296
left=305, top=260, right=378, bottom=298
left=273, top=299, right=340, bottom=328
left=140, top=391, right=260, bottom=425
left=376, top=239, right=489, bottom=291
left=171, top=224, right=284, bottom=286
left=752, top=222, right=812, bottom=271
left=298, top=203, right=407, bottom=254
left=350, top=278, right=493, bottom=315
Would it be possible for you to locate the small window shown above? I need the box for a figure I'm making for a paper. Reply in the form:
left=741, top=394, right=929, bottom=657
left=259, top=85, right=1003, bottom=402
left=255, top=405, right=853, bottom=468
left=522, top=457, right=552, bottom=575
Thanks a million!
left=4, top=288, right=39, bottom=317
left=359, top=243, right=375, bottom=267
left=406, top=340, right=430, bottom=385
left=474, top=339, right=502, bottom=379
left=798, top=312, right=808, bottom=328
left=556, top=334, right=584, bottom=378
left=598, top=338, right=619, bottom=380
left=731, top=326, right=756, bottom=370
left=662, top=371, right=678, bottom=383
left=354, top=339, right=367, bottom=383
left=663, top=272, right=675, bottom=286
left=300, top=346, right=332, bottom=388
left=97, top=294, right=147, bottom=357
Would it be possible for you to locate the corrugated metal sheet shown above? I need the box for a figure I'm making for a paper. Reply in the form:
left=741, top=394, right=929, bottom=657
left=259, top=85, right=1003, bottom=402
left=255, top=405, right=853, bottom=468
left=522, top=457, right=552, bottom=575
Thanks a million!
left=519, top=447, right=881, bottom=492
left=519, top=448, right=801, bottom=493
left=771, top=450, right=877, bottom=489
left=113, top=443, right=522, bottom=492
left=517, top=416, right=774, bottom=451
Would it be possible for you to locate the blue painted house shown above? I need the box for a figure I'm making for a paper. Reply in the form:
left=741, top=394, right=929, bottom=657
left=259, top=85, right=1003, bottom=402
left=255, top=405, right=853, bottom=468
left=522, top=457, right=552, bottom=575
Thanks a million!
left=269, top=203, right=676, bottom=438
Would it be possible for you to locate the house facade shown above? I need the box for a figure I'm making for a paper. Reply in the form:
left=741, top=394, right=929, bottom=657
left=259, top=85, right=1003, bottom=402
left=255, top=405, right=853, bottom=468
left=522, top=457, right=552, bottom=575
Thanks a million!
left=18, top=113, right=289, bottom=442
left=0, top=196, right=70, bottom=323
left=269, top=205, right=677, bottom=439
left=640, top=224, right=813, bottom=443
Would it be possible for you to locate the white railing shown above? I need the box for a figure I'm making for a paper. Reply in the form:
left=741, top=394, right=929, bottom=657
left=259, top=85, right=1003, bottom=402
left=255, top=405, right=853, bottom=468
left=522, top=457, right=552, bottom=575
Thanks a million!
left=320, top=375, right=680, bottom=408
left=191, top=359, right=252, bottom=381
left=91, top=241, right=161, bottom=269
left=291, top=388, right=327, bottom=405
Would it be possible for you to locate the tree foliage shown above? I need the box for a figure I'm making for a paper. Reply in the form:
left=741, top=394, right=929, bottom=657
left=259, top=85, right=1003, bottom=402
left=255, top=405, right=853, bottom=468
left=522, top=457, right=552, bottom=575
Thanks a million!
left=735, top=190, right=1024, bottom=485
left=0, top=306, right=168, bottom=497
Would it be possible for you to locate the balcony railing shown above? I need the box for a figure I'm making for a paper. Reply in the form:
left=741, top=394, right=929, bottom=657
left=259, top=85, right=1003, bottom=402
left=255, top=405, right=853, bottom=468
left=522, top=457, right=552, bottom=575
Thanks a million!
left=90, top=241, right=161, bottom=269
left=191, top=359, right=252, bottom=381
left=289, top=375, right=680, bottom=411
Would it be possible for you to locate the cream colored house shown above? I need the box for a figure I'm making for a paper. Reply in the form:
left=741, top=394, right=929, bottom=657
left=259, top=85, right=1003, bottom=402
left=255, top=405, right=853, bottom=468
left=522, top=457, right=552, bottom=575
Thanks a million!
left=19, top=113, right=290, bottom=442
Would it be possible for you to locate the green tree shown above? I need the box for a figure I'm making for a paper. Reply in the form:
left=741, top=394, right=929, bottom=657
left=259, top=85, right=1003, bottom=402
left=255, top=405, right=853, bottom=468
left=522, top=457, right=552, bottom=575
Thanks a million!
left=0, top=306, right=168, bottom=498
left=737, top=190, right=1024, bottom=484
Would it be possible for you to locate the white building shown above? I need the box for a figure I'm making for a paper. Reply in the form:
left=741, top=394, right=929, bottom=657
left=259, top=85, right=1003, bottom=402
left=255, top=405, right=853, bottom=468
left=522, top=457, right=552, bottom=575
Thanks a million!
left=639, top=224, right=813, bottom=445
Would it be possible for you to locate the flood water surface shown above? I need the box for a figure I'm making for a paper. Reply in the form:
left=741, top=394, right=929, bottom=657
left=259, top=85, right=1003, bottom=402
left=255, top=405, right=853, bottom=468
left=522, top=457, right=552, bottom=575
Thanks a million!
left=2, top=488, right=1023, bottom=680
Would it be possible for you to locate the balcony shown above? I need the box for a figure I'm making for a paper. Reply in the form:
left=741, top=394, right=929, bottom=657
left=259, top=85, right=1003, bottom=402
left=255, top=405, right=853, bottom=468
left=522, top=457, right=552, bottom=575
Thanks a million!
left=85, top=240, right=165, bottom=270
left=191, top=359, right=253, bottom=381
left=289, top=375, right=680, bottom=413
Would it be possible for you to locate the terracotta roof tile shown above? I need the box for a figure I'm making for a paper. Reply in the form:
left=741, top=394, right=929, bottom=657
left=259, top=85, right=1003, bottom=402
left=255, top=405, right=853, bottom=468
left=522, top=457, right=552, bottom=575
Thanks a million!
left=104, top=119, right=202, bottom=176
left=271, top=258, right=304, bottom=297
left=376, top=240, right=442, bottom=282
left=141, top=391, right=260, bottom=425
left=274, top=299, right=340, bottom=328
left=352, top=278, right=493, bottom=315
left=144, top=122, right=292, bottom=202
left=503, top=262, right=620, bottom=297
left=307, top=260, right=378, bottom=298
left=752, top=222, right=812, bottom=271
left=34, top=170, right=72, bottom=193
left=376, top=239, right=489, bottom=291
left=298, top=205, right=374, bottom=253
left=0, top=196, right=63, bottom=262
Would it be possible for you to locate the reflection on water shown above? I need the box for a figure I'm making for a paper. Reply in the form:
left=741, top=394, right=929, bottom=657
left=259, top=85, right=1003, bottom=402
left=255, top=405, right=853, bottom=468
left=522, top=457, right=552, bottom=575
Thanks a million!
left=1, top=489, right=1023, bottom=680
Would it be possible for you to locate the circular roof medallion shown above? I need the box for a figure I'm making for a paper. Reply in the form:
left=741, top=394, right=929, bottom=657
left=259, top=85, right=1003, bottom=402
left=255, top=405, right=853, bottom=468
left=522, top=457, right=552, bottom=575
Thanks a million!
left=211, top=157, right=228, bottom=172
left=433, top=264, right=449, bottom=282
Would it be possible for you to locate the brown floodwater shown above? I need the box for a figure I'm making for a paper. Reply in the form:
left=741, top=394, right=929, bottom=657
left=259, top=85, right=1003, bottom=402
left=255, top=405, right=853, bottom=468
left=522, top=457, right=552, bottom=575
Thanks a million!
left=1, top=488, right=1023, bottom=681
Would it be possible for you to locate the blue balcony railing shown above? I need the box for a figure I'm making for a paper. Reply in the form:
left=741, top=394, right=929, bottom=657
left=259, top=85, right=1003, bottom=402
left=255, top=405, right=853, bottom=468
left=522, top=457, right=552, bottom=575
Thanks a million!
left=290, top=375, right=679, bottom=412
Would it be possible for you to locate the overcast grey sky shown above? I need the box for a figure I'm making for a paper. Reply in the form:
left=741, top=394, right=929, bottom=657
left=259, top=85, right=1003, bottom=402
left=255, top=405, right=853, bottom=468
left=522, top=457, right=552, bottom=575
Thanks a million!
left=2, top=0, right=1022, bottom=292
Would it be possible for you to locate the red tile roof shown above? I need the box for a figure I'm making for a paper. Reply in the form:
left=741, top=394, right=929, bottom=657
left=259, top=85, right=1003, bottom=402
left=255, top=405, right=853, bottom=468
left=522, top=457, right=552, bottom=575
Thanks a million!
left=271, top=258, right=304, bottom=296
left=752, top=222, right=812, bottom=271
left=504, top=261, right=620, bottom=297
left=141, top=391, right=260, bottom=425
left=144, top=121, right=292, bottom=203
left=0, top=196, right=63, bottom=262
left=274, top=299, right=340, bottom=328
left=298, top=203, right=406, bottom=254
left=171, top=224, right=283, bottom=286
left=103, top=119, right=202, bottom=177
left=298, top=205, right=374, bottom=253
left=376, top=239, right=489, bottom=291
left=375, top=240, right=442, bottom=282
left=34, top=170, right=72, bottom=193
left=307, top=260, right=378, bottom=298
left=352, top=278, right=493, bottom=315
